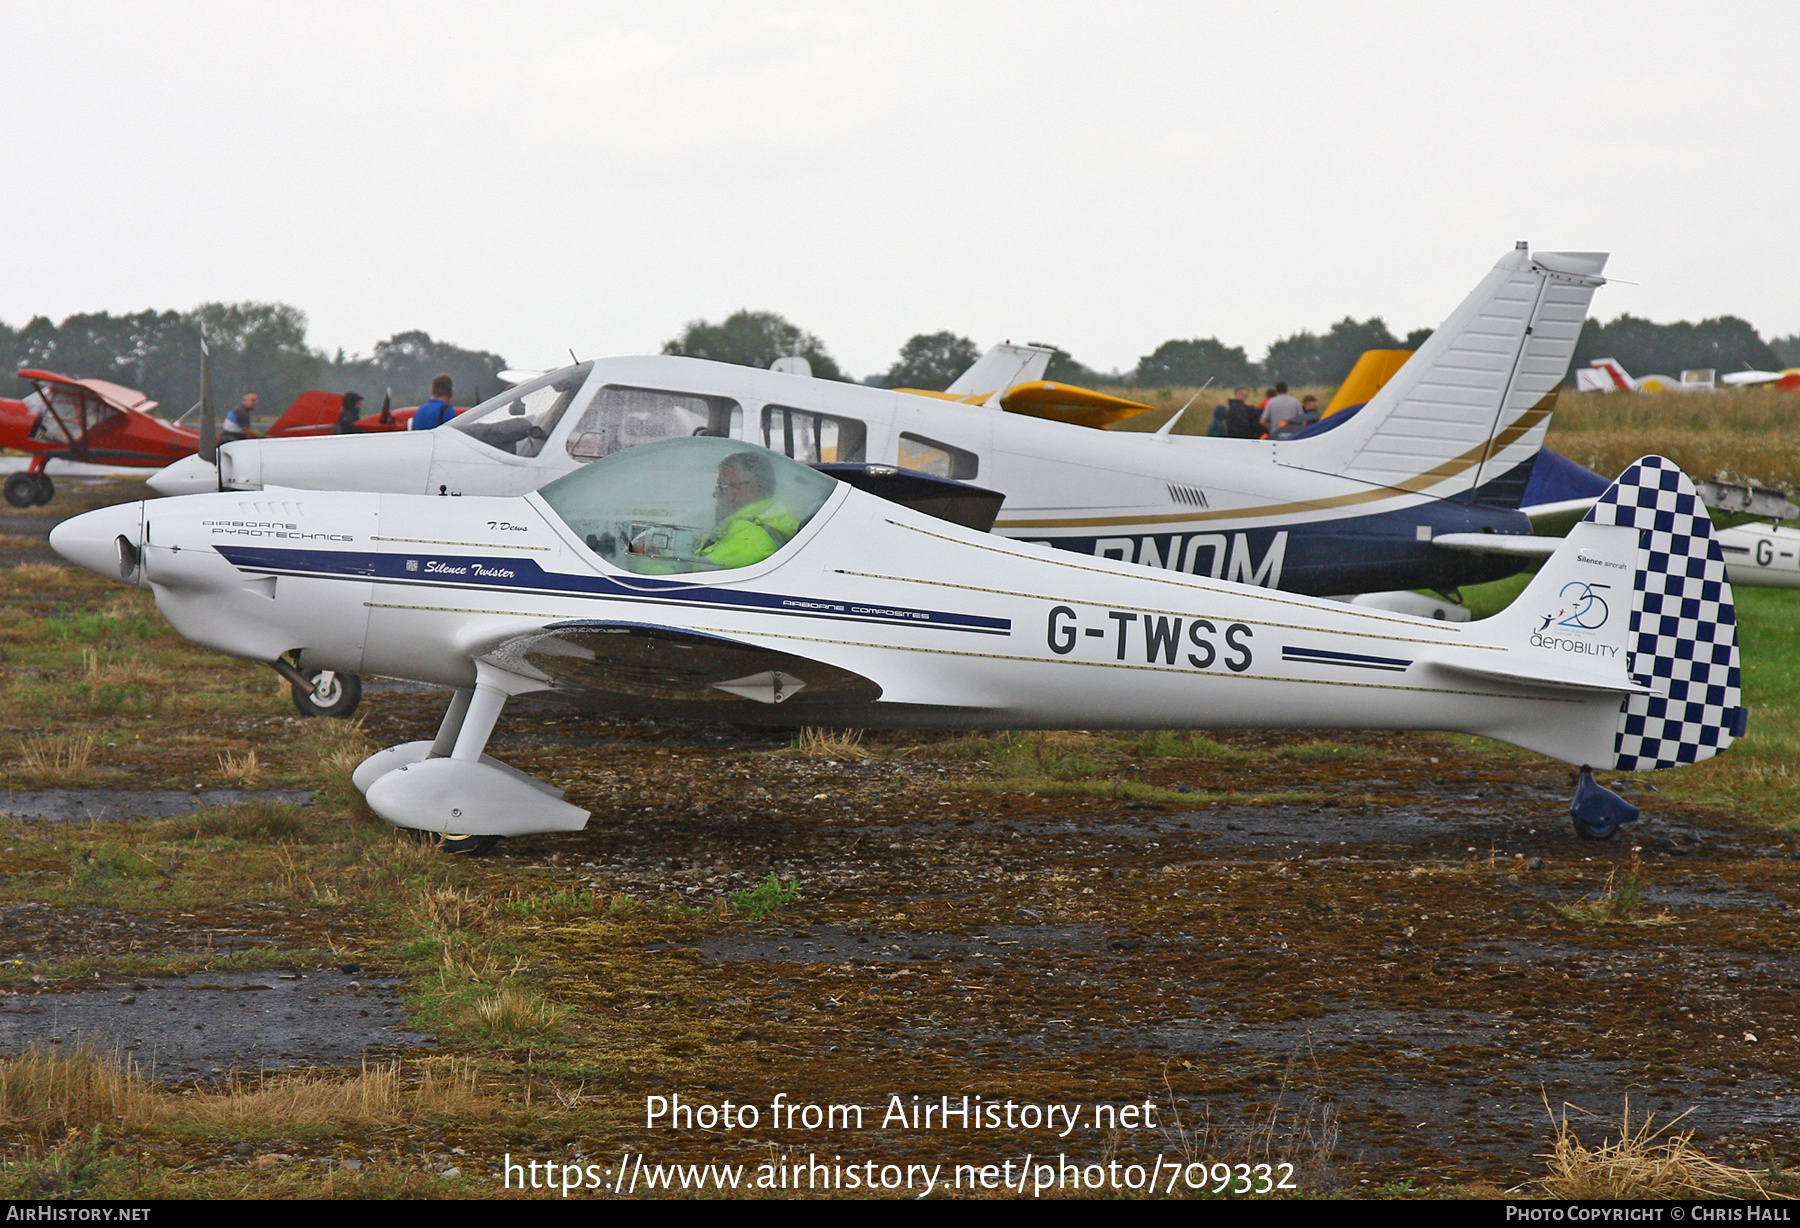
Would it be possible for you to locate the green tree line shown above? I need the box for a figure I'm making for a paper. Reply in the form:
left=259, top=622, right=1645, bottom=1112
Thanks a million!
left=0, top=304, right=507, bottom=416
left=5, top=304, right=1794, bottom=416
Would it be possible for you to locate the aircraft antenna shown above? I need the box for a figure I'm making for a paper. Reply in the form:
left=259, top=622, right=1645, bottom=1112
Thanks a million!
left=1155, top=378, right=1212, bottom=437
left=569, top=348, right=580, bottom=366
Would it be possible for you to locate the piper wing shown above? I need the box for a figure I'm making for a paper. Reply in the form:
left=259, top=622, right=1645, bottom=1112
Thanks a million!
left=477, top=620, right=887, bottom=724
left=993, top=381, right=1158, bottom=428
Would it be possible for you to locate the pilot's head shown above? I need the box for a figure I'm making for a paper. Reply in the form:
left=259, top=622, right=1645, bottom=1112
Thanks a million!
left=715, top=451, right=774, bottom=517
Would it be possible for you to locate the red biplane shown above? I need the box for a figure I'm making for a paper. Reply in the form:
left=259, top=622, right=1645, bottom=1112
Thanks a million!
left=0, top=370, right=198, bottom=506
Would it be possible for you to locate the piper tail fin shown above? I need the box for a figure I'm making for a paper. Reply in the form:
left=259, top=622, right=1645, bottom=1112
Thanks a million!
left=1458, top=456, right=1746, bottom=770
left=1282, top=245, right=1607, bottom=503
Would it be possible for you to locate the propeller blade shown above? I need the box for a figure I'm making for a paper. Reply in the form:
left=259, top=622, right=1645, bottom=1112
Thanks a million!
left=198, top=328, right=216, bottom=464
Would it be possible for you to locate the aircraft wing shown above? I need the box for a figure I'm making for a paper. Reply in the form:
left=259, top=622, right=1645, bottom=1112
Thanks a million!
left=996, top=381, right=1158, bottom=428
left=475, top=620, right=885, bottom=721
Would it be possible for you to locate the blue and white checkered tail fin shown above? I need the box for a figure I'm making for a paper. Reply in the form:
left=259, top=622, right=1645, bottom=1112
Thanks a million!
left=1588, top=455, right=1747, bottom=770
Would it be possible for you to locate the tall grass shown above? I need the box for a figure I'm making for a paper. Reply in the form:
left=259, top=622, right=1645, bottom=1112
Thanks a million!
left=0, top=1046, right=486, bottom=1133
left=1539, top=1098, right=1776, bottom=1199
left=1545, top=386, right=1800, bottom=489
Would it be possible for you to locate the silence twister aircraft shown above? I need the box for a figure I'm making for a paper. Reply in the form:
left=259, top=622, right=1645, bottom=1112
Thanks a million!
left=150, top=244, right=1608, bottom=605
left=56, top=434, right=1742, bottom=850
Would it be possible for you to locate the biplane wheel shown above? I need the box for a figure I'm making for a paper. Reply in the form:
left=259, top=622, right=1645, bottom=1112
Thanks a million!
left=290, top=669, right=362, bottom=718
left=32, top=474, right=53, bottom=505
left=4, top=473, right=38, bottom=508
left=405, top=829, right=501, bottom=857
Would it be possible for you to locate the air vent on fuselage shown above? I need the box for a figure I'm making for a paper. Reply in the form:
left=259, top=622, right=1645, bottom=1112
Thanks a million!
left=1166, top=484, right=1208, bottom=507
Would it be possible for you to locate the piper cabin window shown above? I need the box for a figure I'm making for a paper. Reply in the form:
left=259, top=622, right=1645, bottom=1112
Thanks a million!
left=540, top=436, right=838, bottom=575
left=566, top=386, right=742, bottom=461
left=898, top=432, right=978, bottom=480
left=448, top=363, right=592, bottom=458
left=761, top=405, right=866, bottom=464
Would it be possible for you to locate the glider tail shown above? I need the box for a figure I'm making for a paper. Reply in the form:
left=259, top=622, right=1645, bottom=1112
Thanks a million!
left=1460, top=455, right=1746, bottom=771
left=1282, top=244, right=1608, bottom=508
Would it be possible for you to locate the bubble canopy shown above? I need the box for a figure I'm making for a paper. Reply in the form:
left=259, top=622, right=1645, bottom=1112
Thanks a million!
left=537, top=436, right=840, bottom=573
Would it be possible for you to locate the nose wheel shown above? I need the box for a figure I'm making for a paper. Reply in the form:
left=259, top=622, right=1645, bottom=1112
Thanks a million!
left=290, top=669, right=363, bottom=718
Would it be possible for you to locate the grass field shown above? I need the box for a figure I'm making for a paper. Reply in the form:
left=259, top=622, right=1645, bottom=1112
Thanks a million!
left=1098, top=382, right=1800, bottom=493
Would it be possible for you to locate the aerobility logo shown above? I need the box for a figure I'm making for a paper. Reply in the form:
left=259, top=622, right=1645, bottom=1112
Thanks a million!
left=1530, top=581, right=1617, bottom=657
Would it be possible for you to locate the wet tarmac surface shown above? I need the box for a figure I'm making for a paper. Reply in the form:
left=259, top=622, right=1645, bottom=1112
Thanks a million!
left=0, top=968, right=434, bottom=1080
left=0, top=788, right=314, bottom=823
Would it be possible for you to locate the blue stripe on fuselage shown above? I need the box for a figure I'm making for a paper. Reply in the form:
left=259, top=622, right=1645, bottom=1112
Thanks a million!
left=1021, top=500, right=1534, bottom=596
left=212, top=545, right=1011, bottom=635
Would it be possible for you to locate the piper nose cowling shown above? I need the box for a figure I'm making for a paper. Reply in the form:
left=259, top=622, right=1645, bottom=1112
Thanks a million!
left=49, top=502, right=146, bottom=583
left=147, top=454, right=220, bottom=496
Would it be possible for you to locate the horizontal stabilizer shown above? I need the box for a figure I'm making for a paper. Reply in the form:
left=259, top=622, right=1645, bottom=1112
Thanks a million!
left=1429, top=648, right=1648, bottom=695
left=1431, top=532, right=1558, bottom=558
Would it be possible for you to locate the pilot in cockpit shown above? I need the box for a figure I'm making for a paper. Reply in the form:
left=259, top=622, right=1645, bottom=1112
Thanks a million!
left=630, top=450, right=798, bottom=571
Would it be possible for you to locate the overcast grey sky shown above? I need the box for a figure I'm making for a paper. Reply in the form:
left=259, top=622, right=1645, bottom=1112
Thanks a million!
left=4, top=1, right=1795, bottom=376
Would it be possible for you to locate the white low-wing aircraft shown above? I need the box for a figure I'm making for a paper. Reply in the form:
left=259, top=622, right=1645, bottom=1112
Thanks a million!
left=150, top=245, right=1606, bottom=602
left=56, top=438, right=1742, bottom=848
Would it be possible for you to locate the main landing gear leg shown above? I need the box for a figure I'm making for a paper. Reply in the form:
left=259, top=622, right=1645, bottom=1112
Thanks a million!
left=1569, top=765, right=1640, bottom=841
left=451, top=675, right=509, bottom=763
left=429, top=688, right=475, bottom=757
left=362, top=663, right=589, bottom=852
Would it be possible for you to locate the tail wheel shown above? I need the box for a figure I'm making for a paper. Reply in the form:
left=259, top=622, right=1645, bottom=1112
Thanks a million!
left=4, top=473, right=39, bottom=508
left=31, top=474, right=53, bottom=505
left=405, top=829, right=501, bottom=857
left=1572, top=816, right=1620, bottom=841
left=290, top=669, right=362, bottom=718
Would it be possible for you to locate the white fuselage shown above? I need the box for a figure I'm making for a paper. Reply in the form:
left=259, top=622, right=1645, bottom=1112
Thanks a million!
left=77, top=476, right=1629, bottom=768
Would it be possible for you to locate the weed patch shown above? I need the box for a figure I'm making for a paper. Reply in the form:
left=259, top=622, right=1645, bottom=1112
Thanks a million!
left=1553, top=852, right=1673, bottom=925
left=730, top=873, right=800, bottom=919
left=787, top=727, right=871, bottom=759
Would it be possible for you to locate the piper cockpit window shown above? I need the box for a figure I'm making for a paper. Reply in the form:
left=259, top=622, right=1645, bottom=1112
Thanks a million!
left=898, top=432, right=978, bottom=479
left=540, top=437, right=838, bottom=574
left=448, top=363, right=593, bottom=457
left=566, top=386, right=742, bottom=461
left=762, top=406, right=866, bottom=464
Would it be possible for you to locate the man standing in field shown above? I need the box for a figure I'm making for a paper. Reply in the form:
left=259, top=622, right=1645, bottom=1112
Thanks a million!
left=410, top=375, right=458, bottom=431
left=220, top=392, right=257, bottom=442
left=1261, top=381, right=1304, bottom=436
left=1221, top=387, right=1262, bottom=438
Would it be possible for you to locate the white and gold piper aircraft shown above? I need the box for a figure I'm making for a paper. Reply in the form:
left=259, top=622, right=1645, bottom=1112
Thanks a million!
left=150, top=244, right=1607, bottom=601
left=57, top=437, right=1741, bottom=849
